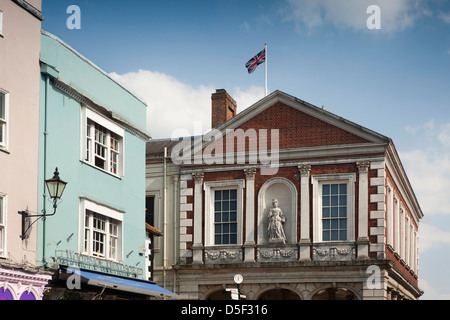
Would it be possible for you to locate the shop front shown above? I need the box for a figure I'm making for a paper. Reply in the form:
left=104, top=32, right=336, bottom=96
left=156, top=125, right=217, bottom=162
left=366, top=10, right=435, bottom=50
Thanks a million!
left=0, top=261, right=52, bottom=300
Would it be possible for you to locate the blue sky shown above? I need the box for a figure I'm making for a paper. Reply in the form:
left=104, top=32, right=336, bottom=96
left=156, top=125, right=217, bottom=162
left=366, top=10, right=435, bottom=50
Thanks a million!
left=41, top=0, right=450, bottom=299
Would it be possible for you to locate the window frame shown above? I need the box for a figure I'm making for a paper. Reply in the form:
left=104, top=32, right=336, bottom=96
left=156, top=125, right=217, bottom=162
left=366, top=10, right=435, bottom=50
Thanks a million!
left=0, top=89, right=10, bottom=150
left=79, top=198, right=123, bottom=262
left=204, top=179, right=244, bottom=247
left=312, top=173, right=356, bottom=243
left=321, top=182, right=349, bottom=241
left=81, top=106, right=125, bottom=177
left=213, top=189, right=238, bottom=245
left=0, top=194, right=6, bottom=257
left=0, top=11, right=3, bottom=37
left=386, top=180, right=394, bottom=248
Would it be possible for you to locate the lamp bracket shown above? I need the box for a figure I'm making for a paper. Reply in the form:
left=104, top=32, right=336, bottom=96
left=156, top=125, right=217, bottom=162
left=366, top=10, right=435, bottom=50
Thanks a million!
left=19, top=199, right=58, bottom=240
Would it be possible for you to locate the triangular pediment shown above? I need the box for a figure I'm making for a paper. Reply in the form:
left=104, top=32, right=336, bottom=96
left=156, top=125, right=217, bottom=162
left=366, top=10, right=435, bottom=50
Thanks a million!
left=198, top=91, right=389, bottom=155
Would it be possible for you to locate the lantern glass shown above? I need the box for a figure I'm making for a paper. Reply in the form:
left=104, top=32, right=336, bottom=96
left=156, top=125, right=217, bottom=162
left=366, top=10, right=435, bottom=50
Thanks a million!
left=45, top=168, right=67, bottom=199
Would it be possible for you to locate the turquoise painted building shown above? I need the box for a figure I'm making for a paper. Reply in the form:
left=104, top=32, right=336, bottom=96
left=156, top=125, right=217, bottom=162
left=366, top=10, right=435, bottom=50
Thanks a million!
left=36, top=30, right=172, bottom=299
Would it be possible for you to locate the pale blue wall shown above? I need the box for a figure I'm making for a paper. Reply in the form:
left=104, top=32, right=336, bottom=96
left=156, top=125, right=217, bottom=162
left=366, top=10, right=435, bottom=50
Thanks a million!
left=38, top=31, right=147, bottom=278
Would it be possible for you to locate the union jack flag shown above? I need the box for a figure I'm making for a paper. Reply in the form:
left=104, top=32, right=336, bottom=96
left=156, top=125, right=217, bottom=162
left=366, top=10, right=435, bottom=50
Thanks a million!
left=245, top=48, right=266, bottom=74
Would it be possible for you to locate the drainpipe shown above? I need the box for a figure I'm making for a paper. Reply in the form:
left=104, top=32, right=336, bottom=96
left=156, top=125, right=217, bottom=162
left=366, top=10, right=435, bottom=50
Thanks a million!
left=40, top=63, right=59, bottom=267
left=42, top=74, right=49, bottom=266
left=172, top=174, right=179, bottom=294
left=163, top=147, right=167, bottom=291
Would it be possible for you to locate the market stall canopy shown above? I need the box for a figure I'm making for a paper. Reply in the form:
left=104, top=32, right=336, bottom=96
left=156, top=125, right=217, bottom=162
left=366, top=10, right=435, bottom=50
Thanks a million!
left=60, top=265, right=177, bottom=299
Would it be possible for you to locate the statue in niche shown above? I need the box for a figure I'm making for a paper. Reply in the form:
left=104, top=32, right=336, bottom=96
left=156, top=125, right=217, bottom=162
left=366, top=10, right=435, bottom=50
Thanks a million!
left=267, top=198, right=286, bottom=244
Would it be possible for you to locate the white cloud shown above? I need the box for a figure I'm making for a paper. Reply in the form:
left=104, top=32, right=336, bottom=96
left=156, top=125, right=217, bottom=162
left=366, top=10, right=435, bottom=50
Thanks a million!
left=400, top=149, right=450, bottom=215
left=232, top=86, right=266, bottom=111
left=438, top=11, right=450, bottom=23
left=438, top=123, right=450, bottom=146
left=400, top=120, right=450, bottom=215
left=404, top=119, right=435, bottom=136
left=420, top=278, right=450, bottom=300
left=284, top=0, right=427, bottom=33
left=419, top=223, right=450, bottom=253
left=109, top=69, right=264, bottom=139
left=241, top=21, right=251, bottom=32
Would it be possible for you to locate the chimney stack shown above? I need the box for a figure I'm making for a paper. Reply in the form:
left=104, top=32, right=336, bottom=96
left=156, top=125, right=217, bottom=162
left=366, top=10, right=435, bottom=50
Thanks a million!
left=211, top=89, right=237, bottom=129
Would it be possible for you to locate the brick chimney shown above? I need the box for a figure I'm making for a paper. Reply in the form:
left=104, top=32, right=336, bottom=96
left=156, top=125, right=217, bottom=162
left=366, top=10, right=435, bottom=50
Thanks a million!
left=211, top=89, right=237, bottom=129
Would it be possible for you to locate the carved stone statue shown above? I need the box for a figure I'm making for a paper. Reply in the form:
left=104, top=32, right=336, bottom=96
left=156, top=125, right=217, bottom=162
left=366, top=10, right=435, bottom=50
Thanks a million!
left=267, top=199, right=286, bottom=244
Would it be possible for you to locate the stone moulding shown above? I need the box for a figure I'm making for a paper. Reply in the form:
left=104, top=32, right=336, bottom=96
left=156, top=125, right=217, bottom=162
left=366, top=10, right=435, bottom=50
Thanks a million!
left=204, top=248, right=242, bottom=264
left=312, top=244, right=356, bottom=261
left=258, top=247, right=295, bottom=261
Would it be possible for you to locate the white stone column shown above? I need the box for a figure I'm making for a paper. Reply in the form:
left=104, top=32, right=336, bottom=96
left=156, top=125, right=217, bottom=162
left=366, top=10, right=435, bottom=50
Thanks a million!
left=243, top=168, right=257, bottom=262
left=172, top=175, right=179, bottom=266
left=192, top=172, right=204, bottom=264
left=298, top=164, right=311, bottom=261
left=357, top=161, right=370, bottom=259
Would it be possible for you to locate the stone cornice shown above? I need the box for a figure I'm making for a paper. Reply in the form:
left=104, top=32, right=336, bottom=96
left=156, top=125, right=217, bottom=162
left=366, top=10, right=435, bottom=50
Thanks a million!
left=180, top=156, right=386, bottom=175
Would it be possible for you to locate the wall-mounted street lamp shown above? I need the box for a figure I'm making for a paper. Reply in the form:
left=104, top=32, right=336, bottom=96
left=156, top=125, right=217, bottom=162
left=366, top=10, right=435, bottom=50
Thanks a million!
left=19, top=167, right=67, bottom=240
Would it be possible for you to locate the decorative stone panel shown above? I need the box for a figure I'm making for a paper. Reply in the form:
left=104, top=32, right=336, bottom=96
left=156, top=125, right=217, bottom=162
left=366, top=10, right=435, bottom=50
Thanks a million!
left=204, top=247, right=242, bottom=264
left=257, top=245, right=298, bottom=263
left=312, top=243, right=356, bottom=262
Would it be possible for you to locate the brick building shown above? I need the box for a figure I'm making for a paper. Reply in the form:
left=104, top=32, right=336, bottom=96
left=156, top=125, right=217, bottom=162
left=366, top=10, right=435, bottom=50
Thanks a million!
left=146, top=89, right=423, bottom=300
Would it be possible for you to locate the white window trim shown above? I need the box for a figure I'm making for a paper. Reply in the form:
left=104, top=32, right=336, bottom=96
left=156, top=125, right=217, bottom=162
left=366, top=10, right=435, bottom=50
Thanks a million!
left=79, top=198, right=124, bottom=262
left=400, top=204, right=405, bottom=259
left=393, top=193, right=399, bottom=252
left=386, top=180, right=394, bottom=247
left=312, top=173, right=356, bottom=243
left=406, top=215, right=410, bottom=266
left=0, top=89, right=10, bottom=150
left=0, top=193, right=6, bottom=257
left=203, top=179, right=244, bottom=247
left=80, top=106, right=125, bottom=177
left=413, top=230, right=418, bottom=272
left=0, top=11, right=3, bottom=37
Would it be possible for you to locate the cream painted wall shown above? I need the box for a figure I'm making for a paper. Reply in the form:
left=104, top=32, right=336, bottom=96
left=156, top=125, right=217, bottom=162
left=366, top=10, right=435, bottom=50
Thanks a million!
left=0, top=0, right=42, bottom=264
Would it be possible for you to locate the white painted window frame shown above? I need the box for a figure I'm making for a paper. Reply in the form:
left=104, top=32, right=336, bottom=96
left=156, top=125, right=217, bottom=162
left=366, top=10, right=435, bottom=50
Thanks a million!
left=393, top=193, right=400, bottom=252
left=79, top=198, right=124, bottom=262
left=0, top=193, right=6, bottom=257
left=203, top=179, right=244, bottom=247
left=386, top=180, right=394, bottom=247
left=0, top=89, right=10, bottom=150
left=0, top=11, right=3, bottom=37
left=312, top=173, right=356, bottom=243
left=80, top=106, right=125, bottom=177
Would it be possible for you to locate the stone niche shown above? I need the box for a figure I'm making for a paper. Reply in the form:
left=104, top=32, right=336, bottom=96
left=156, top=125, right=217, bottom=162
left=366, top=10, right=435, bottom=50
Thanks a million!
left=257, top=178, right=297, bottom=245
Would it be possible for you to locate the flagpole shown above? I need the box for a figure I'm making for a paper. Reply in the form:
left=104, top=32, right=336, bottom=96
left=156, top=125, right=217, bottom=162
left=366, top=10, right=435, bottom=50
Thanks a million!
left=265, top=43, right=268, bottom=96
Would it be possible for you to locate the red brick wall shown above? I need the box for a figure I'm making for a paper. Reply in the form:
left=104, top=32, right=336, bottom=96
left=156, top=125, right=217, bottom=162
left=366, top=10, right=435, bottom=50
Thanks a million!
left=185, top=163, right=378, bottom=246
left=384, top=167, right=419, bottom=286
left=204, top=101, right=370, bottom=155
left=239, top=102, right=368, bottom=150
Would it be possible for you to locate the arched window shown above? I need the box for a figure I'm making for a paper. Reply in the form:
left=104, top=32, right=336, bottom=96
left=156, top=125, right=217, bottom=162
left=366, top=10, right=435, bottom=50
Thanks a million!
left=0, top=288, right=14, bottom=300
left=19, top=291, right=36, bottom=300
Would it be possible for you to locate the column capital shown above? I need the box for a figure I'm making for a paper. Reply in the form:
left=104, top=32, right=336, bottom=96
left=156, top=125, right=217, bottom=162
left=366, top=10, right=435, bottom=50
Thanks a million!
left=243, top=167, right=257, bottom=179
left=192, top=172, right=204, bottom=183
left=356, top=161, right=370, bottom=173
left=298, top=164, right=311, bottom=177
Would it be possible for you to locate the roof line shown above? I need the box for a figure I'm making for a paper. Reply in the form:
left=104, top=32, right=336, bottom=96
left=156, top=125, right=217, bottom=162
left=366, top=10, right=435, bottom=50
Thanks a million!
left=12, top=0, right=44, bottom=21
left=40, top=29, right=147, bottom=107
